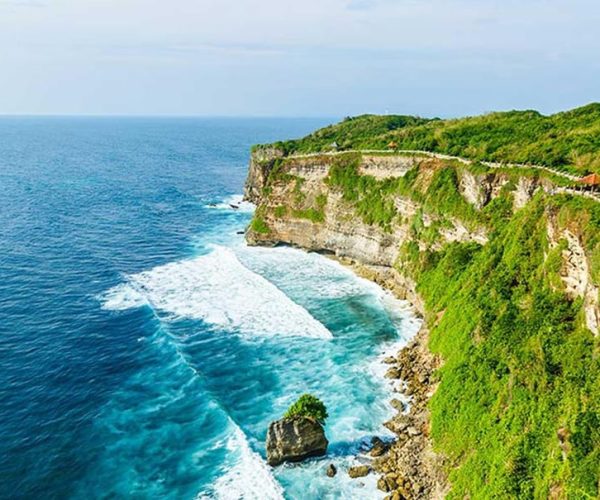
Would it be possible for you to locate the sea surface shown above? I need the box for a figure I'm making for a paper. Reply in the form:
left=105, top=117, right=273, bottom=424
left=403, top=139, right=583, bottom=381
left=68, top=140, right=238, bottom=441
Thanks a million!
left=0, top=118, right=420, bottom=499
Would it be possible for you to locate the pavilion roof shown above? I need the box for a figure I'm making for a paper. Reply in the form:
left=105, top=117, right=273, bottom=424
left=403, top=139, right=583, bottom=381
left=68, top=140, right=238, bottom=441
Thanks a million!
left=580, top=173, right=600, bottom=185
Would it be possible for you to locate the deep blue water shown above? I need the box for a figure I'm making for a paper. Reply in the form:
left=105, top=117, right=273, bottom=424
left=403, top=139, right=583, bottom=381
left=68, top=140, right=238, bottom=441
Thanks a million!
left=0, top=118, right=419, bottom=499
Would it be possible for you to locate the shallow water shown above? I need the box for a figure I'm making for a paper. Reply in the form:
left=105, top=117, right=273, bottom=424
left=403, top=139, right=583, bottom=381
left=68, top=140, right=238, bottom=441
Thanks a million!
left=0, top=117, right=419, bottom=499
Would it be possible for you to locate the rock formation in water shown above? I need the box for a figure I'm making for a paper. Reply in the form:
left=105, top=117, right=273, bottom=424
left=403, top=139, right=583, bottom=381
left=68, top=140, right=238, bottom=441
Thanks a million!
left=266, top=416, right=328, bottom=466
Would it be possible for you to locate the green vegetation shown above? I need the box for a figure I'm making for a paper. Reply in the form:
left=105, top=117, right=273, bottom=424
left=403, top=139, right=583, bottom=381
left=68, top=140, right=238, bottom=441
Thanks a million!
left=257, top=103, right=600, bottom=175
left=274, top=205, right=288, bottom=217
left=268, top=114, right=429, bottom=154
left=394, top=193, right=600, bottom=499
left=250, top=213, right=270, bottom=234
left=251, top=109, right=600, bottom=497
left=285, top=394, right=328, bottom=425
left=324, top=153, right=489, bottom=230
left=292, top=207, right=325, bottom=223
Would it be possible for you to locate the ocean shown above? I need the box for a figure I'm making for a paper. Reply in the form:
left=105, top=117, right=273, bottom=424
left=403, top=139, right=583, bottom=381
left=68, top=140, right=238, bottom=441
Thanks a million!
left=0, top=117, right=420, bottom=499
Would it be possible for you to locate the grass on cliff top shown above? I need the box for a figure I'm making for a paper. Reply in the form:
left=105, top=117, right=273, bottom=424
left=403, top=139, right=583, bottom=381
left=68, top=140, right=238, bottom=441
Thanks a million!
left=256, top=103, right=600, bottom=175
left=398, top=193, right=600, bottom=499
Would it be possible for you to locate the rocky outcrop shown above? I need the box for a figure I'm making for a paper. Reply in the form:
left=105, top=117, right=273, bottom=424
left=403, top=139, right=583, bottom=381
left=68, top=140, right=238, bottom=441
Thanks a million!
left=245, top=153, right=489, bottom=266
left=545, top=213, right=599, bottom=336
left=326, top=463, right=337, bottom=477
left=266, top=417, right=328, bottom=466
left=458, top=170, right=490, bottom=209
left=547, top=221, right=600, bottom=336
left=373, top=327, right=448, bottom=499
left=348, top=465, right=371, bottom=478
left=244, top=147, right=284, bottom=201
left=358, top=155, right=420, bottom=179
left=513, top=176, right=540, bottom=210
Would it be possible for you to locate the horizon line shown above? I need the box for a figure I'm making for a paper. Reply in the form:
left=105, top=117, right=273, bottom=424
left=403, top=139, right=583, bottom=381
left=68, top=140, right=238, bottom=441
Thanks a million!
left=0, top=113, right=342, bottom=119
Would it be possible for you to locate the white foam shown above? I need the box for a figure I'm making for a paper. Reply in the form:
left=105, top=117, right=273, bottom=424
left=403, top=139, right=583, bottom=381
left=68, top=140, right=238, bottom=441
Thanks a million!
left=100, top=246, right=332, bottom=339
left=206, top=194, right=255, bottom=213
left=100, top=282, right=148, bottom=310
left=237, top=245, right=383, bottom=299
left=200, top=427, right=284, bottom=500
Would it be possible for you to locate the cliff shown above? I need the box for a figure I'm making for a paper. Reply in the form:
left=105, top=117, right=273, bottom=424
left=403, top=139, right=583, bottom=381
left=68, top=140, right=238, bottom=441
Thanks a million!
left=245, top=146, right=600, bottom=498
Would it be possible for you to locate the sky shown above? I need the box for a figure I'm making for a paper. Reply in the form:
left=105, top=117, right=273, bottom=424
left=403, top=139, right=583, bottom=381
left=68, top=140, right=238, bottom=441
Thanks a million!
left=0, top=0, right=599, bottom=117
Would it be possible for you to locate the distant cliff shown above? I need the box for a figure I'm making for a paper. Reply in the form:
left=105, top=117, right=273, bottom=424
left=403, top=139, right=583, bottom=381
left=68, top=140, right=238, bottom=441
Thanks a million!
left=245, top=135, right=600, bottom=499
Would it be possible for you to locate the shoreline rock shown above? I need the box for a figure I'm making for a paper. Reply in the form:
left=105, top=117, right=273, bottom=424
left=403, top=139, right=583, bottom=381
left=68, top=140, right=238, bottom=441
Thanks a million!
left=326, top=463, right=337, bottom=477
left=372, top=327, right=448, bottom=499
left=337, top=260, right=449, bottom=499
left=348, top=465, right=371, bottom=478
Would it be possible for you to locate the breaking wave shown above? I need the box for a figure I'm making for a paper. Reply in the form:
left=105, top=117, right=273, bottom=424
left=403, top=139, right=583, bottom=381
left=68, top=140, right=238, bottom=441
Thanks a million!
left=100, top=246, right=332, bottom=339
left=198, top=427, right=285, bottom=500
left=205, top=194, right=255, bottom=213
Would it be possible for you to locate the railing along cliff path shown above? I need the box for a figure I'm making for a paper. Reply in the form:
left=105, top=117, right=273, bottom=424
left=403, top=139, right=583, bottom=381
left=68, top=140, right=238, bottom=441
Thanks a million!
left=284, top=149, right=600, bottom=202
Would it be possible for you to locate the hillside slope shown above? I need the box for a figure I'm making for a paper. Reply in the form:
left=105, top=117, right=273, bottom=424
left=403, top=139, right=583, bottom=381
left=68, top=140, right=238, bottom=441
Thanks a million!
left=263, top=103, right=600, bottom=175
left=244, top=142, right=600, bottom=499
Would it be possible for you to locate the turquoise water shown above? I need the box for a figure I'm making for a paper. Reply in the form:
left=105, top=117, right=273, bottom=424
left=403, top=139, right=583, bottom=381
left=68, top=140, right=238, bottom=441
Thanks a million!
left=0, top=118, right=419, bottom=499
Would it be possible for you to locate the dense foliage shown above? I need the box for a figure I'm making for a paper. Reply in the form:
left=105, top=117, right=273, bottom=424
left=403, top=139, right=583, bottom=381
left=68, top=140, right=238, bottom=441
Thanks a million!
left=251, top=136, right=600, bottom=496
left=321, top=153, right=600, bottom=496
left=284, top=394, right=328, bottom=425
left=261, top=104, right=600, bottom=174
left=404, top=196, right=600, bottom=499
left=391, top=187, right=600, bottom=498
left=267, top=115, right=430, bottom=155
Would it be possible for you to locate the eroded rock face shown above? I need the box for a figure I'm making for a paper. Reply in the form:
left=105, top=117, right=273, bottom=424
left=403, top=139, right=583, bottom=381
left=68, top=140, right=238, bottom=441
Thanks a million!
left=266, top=417, right=328, bottom=466
left=244, top=154, right=490, bottom=267
left=547, top=220, right=600, bottom=336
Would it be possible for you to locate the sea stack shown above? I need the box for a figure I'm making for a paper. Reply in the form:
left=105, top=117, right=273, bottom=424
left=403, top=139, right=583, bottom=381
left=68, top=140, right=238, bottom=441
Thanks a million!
left=266, top=416, right=328, bottom=466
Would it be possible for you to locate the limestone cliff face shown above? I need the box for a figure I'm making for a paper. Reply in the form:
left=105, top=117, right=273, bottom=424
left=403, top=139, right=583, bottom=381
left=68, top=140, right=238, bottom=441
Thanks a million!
left=244, top=150, right=599, bottom=337
left=245, top=152, right=488, bottom=267
left=547, top=219, right=600, bottom=335
left=244, top=147, right=284, bottom=202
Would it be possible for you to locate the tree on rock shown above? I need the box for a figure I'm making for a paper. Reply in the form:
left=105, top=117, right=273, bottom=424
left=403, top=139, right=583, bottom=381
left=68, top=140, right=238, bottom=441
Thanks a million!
left=266, top=394, right=329, bottom=466
left=284, top=394, right=328, bottom=425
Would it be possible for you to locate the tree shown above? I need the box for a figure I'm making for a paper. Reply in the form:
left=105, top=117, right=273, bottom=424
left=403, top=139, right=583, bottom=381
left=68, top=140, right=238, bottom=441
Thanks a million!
left=284, top=394, right=328, bottom=425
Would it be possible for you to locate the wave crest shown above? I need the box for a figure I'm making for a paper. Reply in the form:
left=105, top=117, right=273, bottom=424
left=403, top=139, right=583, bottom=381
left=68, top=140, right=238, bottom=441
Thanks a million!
left=100, top=247, right=332, bottom=339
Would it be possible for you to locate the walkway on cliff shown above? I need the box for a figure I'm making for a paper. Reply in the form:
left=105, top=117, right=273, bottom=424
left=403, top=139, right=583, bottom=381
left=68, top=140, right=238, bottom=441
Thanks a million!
left=286, top=149, right=600, bottom=203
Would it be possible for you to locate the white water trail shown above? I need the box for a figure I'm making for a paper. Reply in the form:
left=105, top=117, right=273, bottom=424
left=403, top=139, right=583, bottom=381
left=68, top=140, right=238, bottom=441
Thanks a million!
left=100, top=246, right=332, bottom=339
left=205, top=194, right=255, bottom=213
left=199, top=426, right=285, bottom=500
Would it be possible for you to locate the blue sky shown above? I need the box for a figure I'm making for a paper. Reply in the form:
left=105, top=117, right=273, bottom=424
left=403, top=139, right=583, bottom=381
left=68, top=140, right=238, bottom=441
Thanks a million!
left=1, top=0, right=598, bottom=117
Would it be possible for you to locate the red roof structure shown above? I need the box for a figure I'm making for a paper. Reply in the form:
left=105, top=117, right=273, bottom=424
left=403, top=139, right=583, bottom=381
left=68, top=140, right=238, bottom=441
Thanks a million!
left=580, top=173, right=600, bottom=186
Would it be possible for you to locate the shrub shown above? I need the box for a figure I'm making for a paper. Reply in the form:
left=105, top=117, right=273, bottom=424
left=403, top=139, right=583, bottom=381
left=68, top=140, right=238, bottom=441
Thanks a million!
left=250, top=216, right=270, bottom=234
left=274, top=206, right=287, bottom=217
left=284, top=394, right=328, bottom=424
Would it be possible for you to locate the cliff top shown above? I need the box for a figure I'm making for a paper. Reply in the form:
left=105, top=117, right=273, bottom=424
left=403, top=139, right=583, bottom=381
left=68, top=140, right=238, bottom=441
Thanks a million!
left=254, top=103, right=600, bottom=176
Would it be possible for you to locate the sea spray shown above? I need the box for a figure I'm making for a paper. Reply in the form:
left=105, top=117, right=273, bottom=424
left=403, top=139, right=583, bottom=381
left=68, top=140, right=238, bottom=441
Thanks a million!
left=101, top=246, right=332, bottom=339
